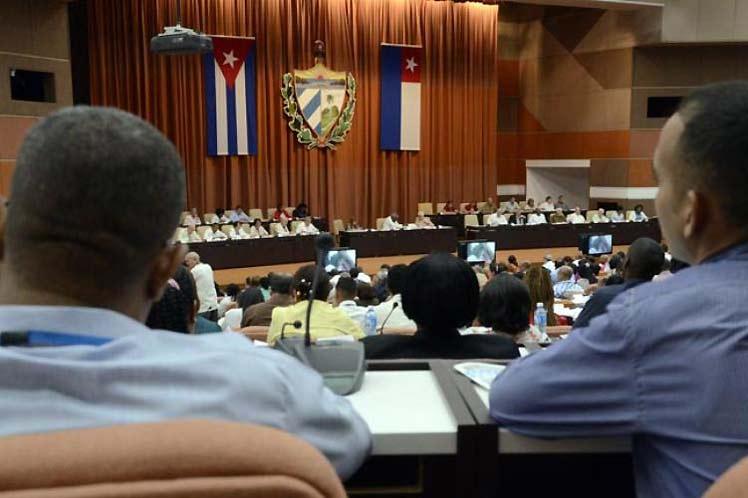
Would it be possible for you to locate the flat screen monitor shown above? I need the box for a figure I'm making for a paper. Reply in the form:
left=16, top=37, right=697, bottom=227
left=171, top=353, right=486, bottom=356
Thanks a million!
left=459, top=240, right=496, bottom=263
left=325, top=248, right=357, bottom=272
left=579, top=234, right=613, bottom=256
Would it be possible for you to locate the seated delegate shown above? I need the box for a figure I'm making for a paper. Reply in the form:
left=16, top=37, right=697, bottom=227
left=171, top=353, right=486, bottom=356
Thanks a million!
left=267, top=264, right=365, bottom=345
left=0, top=106, right=370, bottom=479
left=363, top=252, right=519, bottom=360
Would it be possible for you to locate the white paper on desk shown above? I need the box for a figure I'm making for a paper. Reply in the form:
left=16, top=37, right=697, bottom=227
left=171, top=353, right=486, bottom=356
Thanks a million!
left=554, top=304, right=582, bottom=320
left=572, top=294, right=591, bottom=305
left=454, top=362, right=506, bottom=390
left=253, top=340, right=269, bottom=347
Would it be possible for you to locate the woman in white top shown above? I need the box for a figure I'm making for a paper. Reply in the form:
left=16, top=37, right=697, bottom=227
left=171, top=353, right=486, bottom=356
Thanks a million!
left=566, top=207, right=586, bottom=224
left=209, top=224, right=227, bottom=241
left=477, top=274, right=550, bottom=344
left=538, top=196, right=555, bottom=211
left=527, top=209, right=547, bottom=225
left=414, top=211, right=436, bottom=229
left=249, top=219, right=269, bottom=238
left=234, top=223, right=251, bottom=239
left=183, top=207, right=202, bottom=227
left=630, top=204, right=649, bottom=222
left=296, top=217, right=320, bottom=235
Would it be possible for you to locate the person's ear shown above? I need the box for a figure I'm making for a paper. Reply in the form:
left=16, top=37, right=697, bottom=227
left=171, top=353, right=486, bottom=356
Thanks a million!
left=146, top=243, right=187, bottom=302
left=681, top=190, right=704, bottom=241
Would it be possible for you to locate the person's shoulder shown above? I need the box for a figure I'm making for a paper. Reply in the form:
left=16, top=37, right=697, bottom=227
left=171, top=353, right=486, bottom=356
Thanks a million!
left=363, top=334, right=416, bottom=358
left=461, top=334, right=520, bottom=358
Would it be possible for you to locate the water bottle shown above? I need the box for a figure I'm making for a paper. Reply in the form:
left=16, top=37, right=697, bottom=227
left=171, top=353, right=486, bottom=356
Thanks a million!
left=534, top=303, right=547, bottom=335
left=364, top=308, right=378, bottom=336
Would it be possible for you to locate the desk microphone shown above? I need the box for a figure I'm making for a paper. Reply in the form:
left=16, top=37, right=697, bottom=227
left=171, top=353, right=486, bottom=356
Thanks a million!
left=378, top=302, right=399, bottom=334
left=280, top=320, right=302, bottom=340
left=274, top=232, right=366, bottom=395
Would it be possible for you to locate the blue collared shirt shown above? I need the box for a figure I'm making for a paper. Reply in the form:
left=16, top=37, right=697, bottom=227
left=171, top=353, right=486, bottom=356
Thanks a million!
left=0, top=306, right=371, bottom=479
left=553, top=279, right=583, bottom=298
left=490, top=243, right=748, bottom=498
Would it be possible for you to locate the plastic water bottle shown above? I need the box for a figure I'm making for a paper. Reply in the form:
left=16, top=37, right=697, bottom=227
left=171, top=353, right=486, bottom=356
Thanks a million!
left=534, top=303, right=547, bottom=335
left=364, top=308, right=378, bottom=336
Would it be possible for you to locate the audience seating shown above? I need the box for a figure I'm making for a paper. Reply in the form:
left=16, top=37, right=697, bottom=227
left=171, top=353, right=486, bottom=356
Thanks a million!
left=225, top=210, right=236, bottom=219
left=332, top=219, right=344, bottom=236
left=626, top=210, right=636, bottom=221
left=606, top=210, right=617, bottom=219
left=417, top=202, right=433, bottom=215
left=179, top=211, right=190, bottom=224
left=204, top=213, right=216, bottom=224
left=518, top=201, right=527, bottom=210
left=239, top=326, right=269, bottom=342
left=436, top=202, right=446, bottom=213
left=249, top=209, right=264, bottom=221
left=0, top=420, right=346, bottom=498
left=269, top=223, right=281, bottom=236
left=284, top=207, right=294, bottom=216
left=221, top=224, right=234, bottom=236
left=476, top=202, right=487, bottom=212
left=586, top=210, right=596, bottom=222
left=266, top=208, right=275, bottom=220
left=702, top=457, right=748, bottom=498
left=459, top=202, right=471, bottom=212
left=499, top=201, right=508, bottom=210
left=375, top=218, right=386, bottom=230
left=174, top=227, right=186, bottom=241
left=291, top=221, right=303, bottom=233
left=464, top=214, right=479, bottom=227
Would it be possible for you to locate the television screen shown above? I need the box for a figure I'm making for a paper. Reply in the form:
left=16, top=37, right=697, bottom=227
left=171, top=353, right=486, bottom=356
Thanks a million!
left=580, top=234, right=613, bottom=255
left=325, top=248, right=357, bottom=272
left=459, top=240, right=496, bottom=263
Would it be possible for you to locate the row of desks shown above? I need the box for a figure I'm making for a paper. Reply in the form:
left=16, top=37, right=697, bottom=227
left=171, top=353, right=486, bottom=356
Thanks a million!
left=192, top=221, right=660, bottom=270
left=346, top=360, right=632, bottom=497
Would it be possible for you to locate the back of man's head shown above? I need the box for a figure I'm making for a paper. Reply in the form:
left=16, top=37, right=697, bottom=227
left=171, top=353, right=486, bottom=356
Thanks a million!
left=269, top=273, right=293, bottom=296
left=6, top=107, right=185, bottom=305
left=557, top=266, right=573, bottom=282
left=387, top=264, right=408, bottom=295
left=336, top=276, right=358, bottom=301
left=673, top=81, right=748, bottom=241
left=624, top=238, right=665, bottom=281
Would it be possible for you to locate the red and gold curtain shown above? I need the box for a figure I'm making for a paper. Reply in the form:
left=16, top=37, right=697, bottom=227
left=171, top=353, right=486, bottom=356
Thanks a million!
left=88, top=0, right=500, bottom=225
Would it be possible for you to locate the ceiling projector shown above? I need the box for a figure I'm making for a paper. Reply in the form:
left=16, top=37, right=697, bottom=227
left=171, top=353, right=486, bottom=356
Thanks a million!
left=150, top=24, right=212, bottom=55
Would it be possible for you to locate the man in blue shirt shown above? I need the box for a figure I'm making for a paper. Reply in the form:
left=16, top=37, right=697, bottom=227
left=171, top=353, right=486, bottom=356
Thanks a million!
left=0, top=107, right=370, bottom=479
left=490, top=81, right=748, bottom=497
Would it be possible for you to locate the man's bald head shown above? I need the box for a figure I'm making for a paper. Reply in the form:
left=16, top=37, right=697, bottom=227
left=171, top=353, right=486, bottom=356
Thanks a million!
left=5, top=106, right=186, bottom=303
left=624, top=238, right=665, bottom=281
left=184, top=251, right=200, bottom=269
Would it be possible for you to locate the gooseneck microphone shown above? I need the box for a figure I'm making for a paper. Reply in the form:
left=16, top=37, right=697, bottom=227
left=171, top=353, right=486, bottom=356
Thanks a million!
left=378, top=302, right=399, bottom=334
left=280, top=320, right=302, bottom=340
left=305, top=233, right=335, bottom=346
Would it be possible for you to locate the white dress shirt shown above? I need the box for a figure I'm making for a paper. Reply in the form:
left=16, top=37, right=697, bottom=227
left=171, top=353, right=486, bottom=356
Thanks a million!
left=204, top=214, right=220, bottom=225
left=191, top=262, right=218, bottom=313
left=296, top=223, right=320, bottom=236
left=337, top=300, right=368, bottom=329
left=188, top=231, right=202, bottom=243
left=381, top=216, right=403, bottom=231
left=230, top=212, right=252, bottom=223
left=486, top=213, right=508, bottom=227
left=527, top=213, right=547, bottom=225
left=0, top=306, right=371, bottom=479
left=183, top=214, right=201, bottom=227
left=611, top=212, right=626, bottom=222
left=372, top=294, right=417, bottom=331
left=275, top=224, right=291, bottom=237
left=210, top=229, right=228, bottom=241
left=250, top=225, right=269, bottom=238
left=505, top=201, right=519, bottom=211
left=630, top=211, right=649, bottom=222
left=592, top=214, right=610, bottom=223
left=567, top=213, right=586, bottom=224
left=538, top=202, right=555, bottom=212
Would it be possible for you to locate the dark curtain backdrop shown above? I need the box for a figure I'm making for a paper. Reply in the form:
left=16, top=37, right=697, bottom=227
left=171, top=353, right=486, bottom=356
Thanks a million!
left=88, top=0, right=500, bottom=226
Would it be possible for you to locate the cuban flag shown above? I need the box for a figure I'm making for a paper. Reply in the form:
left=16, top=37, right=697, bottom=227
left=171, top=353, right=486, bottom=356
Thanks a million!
left=203, top=36, right=257, bottom=156
left=380, top=44, right=422, bottom=151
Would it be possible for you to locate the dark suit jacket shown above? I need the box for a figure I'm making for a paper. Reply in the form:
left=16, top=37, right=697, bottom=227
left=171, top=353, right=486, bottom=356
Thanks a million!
left=572, top=279, right=648, bottom=329
left=237, top=287, right=264, bottom=311
left=363, top=329, right=520, bottom=360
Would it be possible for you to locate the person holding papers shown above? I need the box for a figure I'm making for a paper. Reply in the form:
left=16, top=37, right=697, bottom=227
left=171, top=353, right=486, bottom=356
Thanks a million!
left=295, top=217, right=320, bottom=236
left=381, top=212, right=403, bottom=230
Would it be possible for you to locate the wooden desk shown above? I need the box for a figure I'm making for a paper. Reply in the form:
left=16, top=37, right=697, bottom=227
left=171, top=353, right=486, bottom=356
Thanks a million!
left=340, top=228, right=457, bottom=258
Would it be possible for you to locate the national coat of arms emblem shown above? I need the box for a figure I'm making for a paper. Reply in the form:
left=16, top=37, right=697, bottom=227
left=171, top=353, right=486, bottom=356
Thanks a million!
left=281, top=40, right=356, bottom=150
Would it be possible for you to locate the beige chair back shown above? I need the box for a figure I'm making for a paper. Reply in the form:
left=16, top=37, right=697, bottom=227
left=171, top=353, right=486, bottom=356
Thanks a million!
left=459, top=202, right=471, bottom=212
left=270, top=223, right=281, bottom=235
left=225, top=210, right=236, bottom=219
left=332, top=219, right=345, bottom=235
left=605, top=210, right=617, bottom=219
left=464, top=214, right=479, bottom=227
left=173, top=227, right=186, bottom=242
left=267, top=208, right=276, bottom=220
left=586, top=210, right=596, bottom=222
left=375, top=218, right=386, bottom=230
left=196, top=226, right=211, bottom=239
left=203, top=213, right=216, bottom=224
left=476, top=202, right=487, bottom=212
left=0, top=420, right=346, bottom=498
left=291, top=221, right=303, bottom=233
left=284, top=207, right=295, bottom=216
left=221, top=224, right=235, bottom=236
left=249, top=209, right=264, bottom=220
left=179, top=211, right=190, bottom=224
left=436, top=202, right=446, bottom=213
left=626, top=210, right=635, bottom=221
left=417, top=202, right=433, bottom=215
